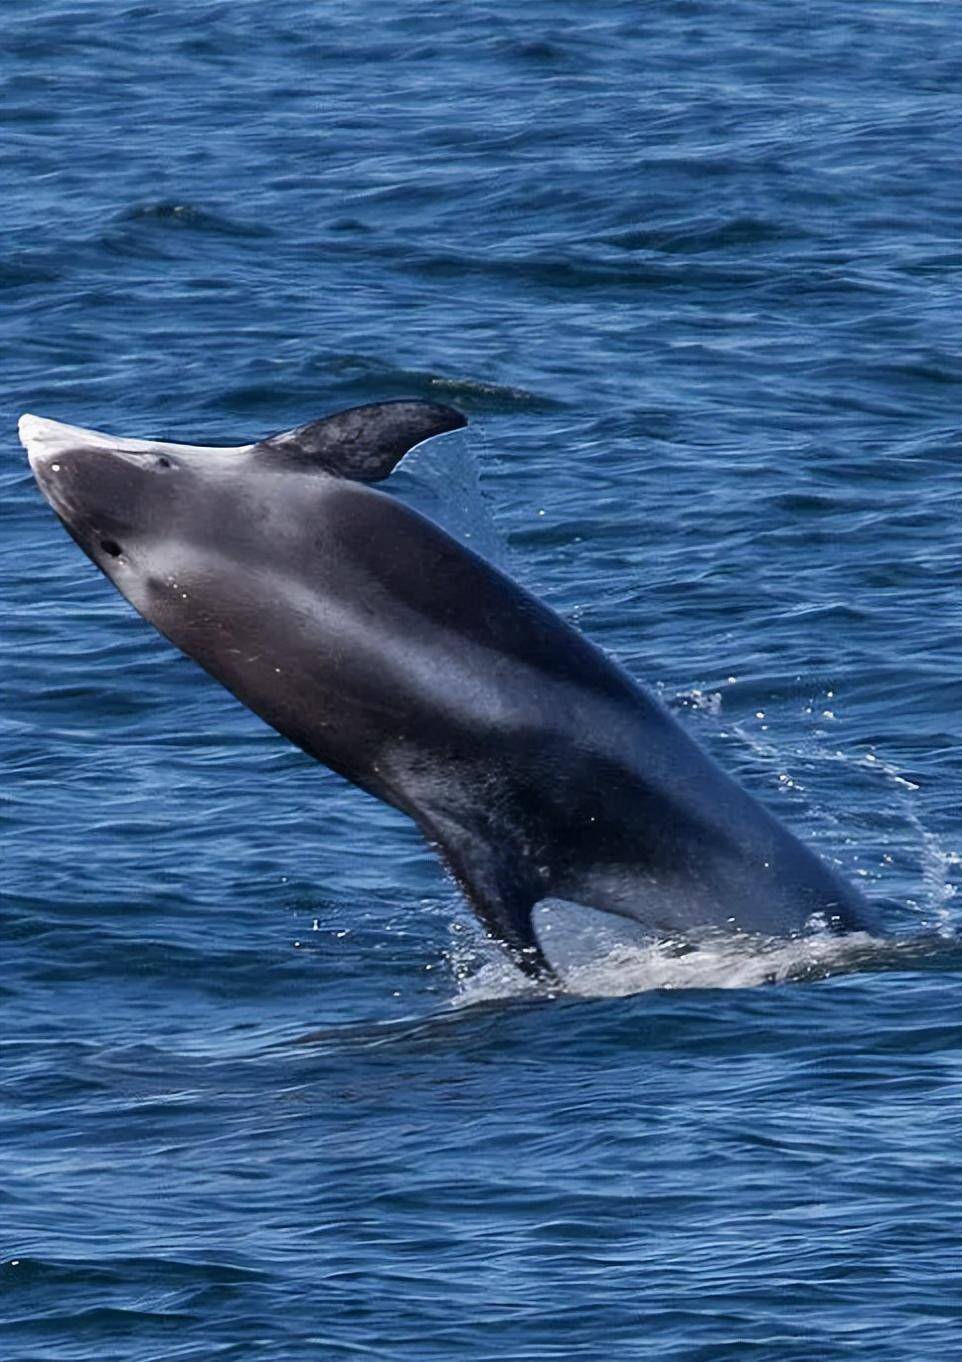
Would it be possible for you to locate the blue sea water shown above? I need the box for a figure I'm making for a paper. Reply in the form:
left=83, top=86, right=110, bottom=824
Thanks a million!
left=2, top=1, right=960, bottom=1358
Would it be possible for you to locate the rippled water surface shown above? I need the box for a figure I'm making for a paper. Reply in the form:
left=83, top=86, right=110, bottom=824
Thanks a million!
left=2, top=3, right=960, bottom=1359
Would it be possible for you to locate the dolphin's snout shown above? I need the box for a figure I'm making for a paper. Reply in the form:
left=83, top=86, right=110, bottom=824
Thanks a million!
left=19, top=413, right=148, bottom=548
left=18, top=413, right=47, bottom=448
left=19, top=414, right=70, bottom=474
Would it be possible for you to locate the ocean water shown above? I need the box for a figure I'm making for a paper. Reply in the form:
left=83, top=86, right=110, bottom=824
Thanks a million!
left=2, top=2, right=960, bottom=1359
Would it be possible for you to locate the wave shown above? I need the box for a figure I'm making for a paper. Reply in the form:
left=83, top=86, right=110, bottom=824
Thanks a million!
left=452, top=925, right=962, bottom=1007
left=286, top=924, right=962, bottom=1052
left=319, top=352, right=563, bottom=412
left=117, top=201, right=272, bottom=238
left=602, top=214, right=802, bottom=255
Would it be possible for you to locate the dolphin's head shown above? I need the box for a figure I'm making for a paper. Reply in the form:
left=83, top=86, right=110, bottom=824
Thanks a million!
left=21, top=398, right=465, bottom=566
left=20, top=400, right=467, bottom=652
left=20, top=415, right=222, bottom=587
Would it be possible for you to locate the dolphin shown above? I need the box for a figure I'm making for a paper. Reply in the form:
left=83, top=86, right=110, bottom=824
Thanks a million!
left=20, top=401, right=877, bottom=980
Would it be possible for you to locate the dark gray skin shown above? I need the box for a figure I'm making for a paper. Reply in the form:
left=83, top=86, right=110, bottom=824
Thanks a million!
left=21, top=401, right=877, bottom=981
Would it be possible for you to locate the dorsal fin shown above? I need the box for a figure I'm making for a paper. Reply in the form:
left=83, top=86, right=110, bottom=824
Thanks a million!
left=256, top=400, right=468, bottom=482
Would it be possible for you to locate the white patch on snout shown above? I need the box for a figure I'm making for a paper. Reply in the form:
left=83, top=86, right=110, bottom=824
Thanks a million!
left=18, top=412, right=256, bottom=472
left=18, top=414, right=80, bottom=474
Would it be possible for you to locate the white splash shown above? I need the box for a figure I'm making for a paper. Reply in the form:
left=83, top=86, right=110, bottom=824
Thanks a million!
left=450, top=926, right=900, bottom=1006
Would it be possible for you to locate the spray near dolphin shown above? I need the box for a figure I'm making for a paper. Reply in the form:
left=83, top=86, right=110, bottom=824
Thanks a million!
left=21, top=402, right=877, bottom=980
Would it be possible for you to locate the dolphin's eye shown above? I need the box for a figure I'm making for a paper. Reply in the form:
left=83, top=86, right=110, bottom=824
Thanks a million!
left=155, top=455, right=174, bottom=470
left=100, top=539, right=123, bottom=558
